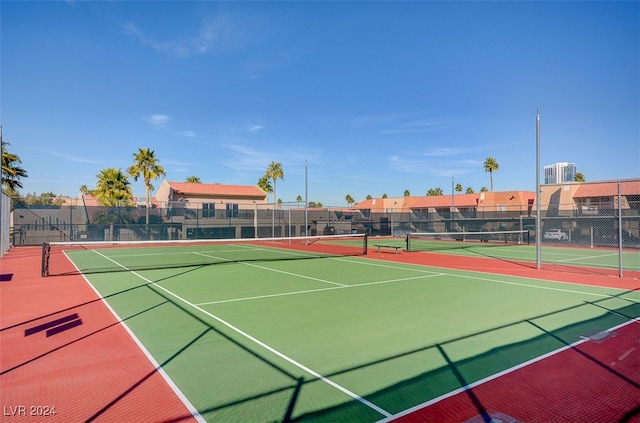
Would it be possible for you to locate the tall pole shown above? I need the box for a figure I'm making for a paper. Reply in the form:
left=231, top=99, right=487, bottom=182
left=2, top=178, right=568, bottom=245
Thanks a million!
left=536, top=109, right=541, bottom=269
left=305, top=160, right=308, bottom=238
left=618, top=180, right=623, bottom=277
left=451, top=176, right=454, bottom=230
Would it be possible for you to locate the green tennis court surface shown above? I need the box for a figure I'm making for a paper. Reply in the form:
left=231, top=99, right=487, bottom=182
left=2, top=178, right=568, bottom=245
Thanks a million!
left=67, top=242, right=640, bottom=422
left=389, top=235, right=640, bottom=273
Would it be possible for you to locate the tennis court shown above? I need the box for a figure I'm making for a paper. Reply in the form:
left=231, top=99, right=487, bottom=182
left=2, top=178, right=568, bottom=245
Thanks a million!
left=34, top=234, right=640, bottom=421
left=376, top=230, right=640, bottom=276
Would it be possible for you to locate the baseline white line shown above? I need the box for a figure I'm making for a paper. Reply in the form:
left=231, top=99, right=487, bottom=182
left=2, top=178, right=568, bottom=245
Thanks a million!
left=93, top=249, right=391, bottom=418
left=376, top=319, right=638, bottom=423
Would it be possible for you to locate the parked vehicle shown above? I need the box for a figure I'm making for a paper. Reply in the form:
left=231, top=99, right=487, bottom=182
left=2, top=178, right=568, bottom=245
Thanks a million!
left=543, top=229, right=568, bottom=240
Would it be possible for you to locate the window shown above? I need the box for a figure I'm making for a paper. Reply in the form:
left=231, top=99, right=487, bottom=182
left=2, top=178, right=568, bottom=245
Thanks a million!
left=203, top=203, right=215, bottom=218
left=497, top=204, right=507, bottom=212
left=226, top=203, right=239, bottom=218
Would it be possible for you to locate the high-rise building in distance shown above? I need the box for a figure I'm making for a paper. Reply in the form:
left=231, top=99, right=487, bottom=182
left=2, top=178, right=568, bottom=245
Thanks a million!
left=544, top=162, right=577, bottom=184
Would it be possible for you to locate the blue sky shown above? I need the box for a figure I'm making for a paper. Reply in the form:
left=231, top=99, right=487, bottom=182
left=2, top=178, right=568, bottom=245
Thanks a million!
left=2, top=1, right=638, bottom=206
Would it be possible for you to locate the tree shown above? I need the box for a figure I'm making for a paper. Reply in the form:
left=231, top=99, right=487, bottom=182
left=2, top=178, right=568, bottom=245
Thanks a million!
left=296, top=195, right=302, bottom=207
left=427, top=188, right=443, bottom=196
left=404, top=189, right=410, bottom=197
left=22, top=192, right=65, bottom=206
left=79, top=185, right=92, bottom=195
left=1, top=142, right=28, bottom=196
left=382, top=193, right=388, bottom=198
left=483, top=157, right=499, bottom=191
left=257, top=175, right=272, bottom=193
left=455, top=183, right=463, bottom=194
left=127, top=148, right=165, bottom=225
left=366, top=194, right=372, bottom=200
left=265, top=161, right=284, bottom=207
left=480, top=186, right=488, bottom=192
left=185, top=176, right=201, bottom=183
left=466, top=187, right=475, bottom=194
left=94, top=168, right=133, bottom=207
left=345, top=194, right=354, bottom=207
left=574, top=172, right=586, bottom=182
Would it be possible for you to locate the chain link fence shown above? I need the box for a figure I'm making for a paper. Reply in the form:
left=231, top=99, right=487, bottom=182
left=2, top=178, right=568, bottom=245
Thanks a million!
left=8, top=180, right=639, bottom=273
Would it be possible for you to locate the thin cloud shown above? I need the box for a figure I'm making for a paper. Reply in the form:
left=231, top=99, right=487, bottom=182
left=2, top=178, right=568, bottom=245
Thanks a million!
left=50, top=151, right=101, bottom=164
left=180, top=130, right=197, bottom=138
left=423, top=147, right=466, bottom=157
left=144, top=114, right=170, bottom=130
left=122, top=13, right=246, bottom=58
left=354, top=112, right=460, bottom=134
left=223, top=144, right=271, bottom=171
left=388, top=154, right=477, bottom=177
left=248, top=125, right=264, bottom=133
left=379, top=118, right=459, bottom=134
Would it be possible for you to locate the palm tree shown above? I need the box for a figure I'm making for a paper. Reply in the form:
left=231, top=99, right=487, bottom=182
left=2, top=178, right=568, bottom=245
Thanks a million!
left=480, top=186, right=488, bottom=192
left=257, top=175, right=272, bottom=194
left=127, top=148, right=166, bottom=225
left=1, top=142, right=28, bottom=196
left=345, top=194, right=355, bottom=207
left=427, top=188, right=443, bottom=196
left=455, top=183, right=463, bottom=194
left=94, top=168, right=133, bottom=207
left=382, top=193, right=388, bottom=198
left=366, top=194, right=372, bottom=200
left=296, top=195, right=302, bottom=207
left=483, top=157, right=499, bottom=191
left=79, top=185, right=92, bottom=195
left=185, top=176, right=201, bottom=183
left=574, top=172, right=586, bottom=182
left=404, top=189, right=410, bottom=197
left=466, top=187, right=475, bottom=194
left=265, top=161, right=284, bottom=207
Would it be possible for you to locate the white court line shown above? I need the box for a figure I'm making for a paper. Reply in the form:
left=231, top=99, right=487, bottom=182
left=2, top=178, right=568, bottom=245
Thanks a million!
left=375, top=319, right=638, bottom=423
left=92, top=249, right=392, bottom=419
left=554, top=251, right=621, bottom=263
left=194, top=251, right=349, bottom=287
left=196, top=274, right=443, bottom=306
left=76, top=250, right=205, bottom=423
left=335, top=255, right=640, bottom=302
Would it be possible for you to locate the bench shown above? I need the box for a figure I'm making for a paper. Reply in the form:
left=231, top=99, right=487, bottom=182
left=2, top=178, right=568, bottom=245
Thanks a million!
left=374, top=244, right=402, bottom=254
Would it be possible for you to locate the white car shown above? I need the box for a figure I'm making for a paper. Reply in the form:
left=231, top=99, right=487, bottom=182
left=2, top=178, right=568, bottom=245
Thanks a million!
left=543, top=229, right=568, bottom=240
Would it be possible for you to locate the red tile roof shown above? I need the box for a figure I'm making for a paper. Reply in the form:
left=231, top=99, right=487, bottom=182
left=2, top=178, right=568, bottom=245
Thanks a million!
left=168, top=182, right=267, bottom=198
left=353, top=191, right=536, bottom=210
left=574, top=180, right=640, bottom=198
left=409, top=193, right=480, bottom=208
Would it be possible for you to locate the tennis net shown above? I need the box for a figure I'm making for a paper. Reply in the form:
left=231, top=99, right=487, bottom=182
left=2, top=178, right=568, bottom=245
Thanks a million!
left=41, top=233, right=368, bottom=277
left=406, top=230, right=529, bottom=252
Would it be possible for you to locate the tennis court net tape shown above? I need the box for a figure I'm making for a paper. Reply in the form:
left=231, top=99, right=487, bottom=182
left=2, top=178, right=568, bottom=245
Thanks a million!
left=41, top=234, right=368, bottom=277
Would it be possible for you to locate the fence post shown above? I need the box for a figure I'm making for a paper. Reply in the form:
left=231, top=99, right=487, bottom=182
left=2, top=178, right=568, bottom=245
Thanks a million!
left=618, top=181, right=623, bottom=278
